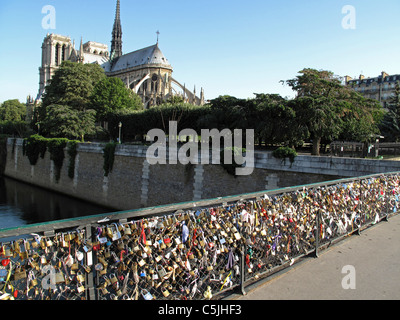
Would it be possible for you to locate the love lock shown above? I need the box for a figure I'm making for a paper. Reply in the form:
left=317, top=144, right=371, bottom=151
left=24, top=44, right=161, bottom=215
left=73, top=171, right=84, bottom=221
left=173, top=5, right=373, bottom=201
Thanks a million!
left=141, top=289, right=153, bottom=300
left=157, top=265, right=167, bottom=279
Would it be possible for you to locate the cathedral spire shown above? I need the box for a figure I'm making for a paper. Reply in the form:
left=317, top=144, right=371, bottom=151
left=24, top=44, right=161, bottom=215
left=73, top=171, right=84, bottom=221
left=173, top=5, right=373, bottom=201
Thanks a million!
left=111, top=0, right=122, bottom=60
left=78, top=37, right=84, bottom=63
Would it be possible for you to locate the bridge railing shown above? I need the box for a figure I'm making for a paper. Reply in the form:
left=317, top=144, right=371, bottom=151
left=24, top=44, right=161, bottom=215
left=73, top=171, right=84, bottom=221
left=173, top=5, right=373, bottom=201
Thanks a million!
left=0, top=172, right=399, bottom=300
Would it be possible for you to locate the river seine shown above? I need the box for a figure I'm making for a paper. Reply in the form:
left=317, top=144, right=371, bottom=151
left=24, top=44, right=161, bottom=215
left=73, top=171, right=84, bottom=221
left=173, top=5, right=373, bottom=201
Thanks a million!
left=0, top=176, right=114, bottom=229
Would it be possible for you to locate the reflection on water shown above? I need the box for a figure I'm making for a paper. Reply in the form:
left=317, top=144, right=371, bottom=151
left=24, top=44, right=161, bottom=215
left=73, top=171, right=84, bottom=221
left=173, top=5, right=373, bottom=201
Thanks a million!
left=0, top=176, right=114, bottom=229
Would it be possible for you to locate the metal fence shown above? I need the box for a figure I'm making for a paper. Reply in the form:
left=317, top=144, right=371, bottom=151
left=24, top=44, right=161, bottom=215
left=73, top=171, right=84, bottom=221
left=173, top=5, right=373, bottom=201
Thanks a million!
left=1, top=172, right=399, bottom=300
left=330, top=141, right=400, bottom=158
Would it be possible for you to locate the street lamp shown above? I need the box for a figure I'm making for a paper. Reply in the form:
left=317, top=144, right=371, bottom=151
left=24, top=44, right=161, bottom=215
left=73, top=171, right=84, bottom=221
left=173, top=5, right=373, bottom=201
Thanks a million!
left=118, top=122, right=122, bottom=144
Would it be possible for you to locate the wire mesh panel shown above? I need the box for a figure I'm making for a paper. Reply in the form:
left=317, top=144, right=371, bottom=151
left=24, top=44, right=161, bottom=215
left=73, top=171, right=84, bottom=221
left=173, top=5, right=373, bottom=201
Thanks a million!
left=386, top=174, right=400, bottom=215
left=0, top=229, right=91, bottom=300
left=93, top=209, right=243, bottom=301
left=241, top=191, right=318, bottom=280
left=1, top=173, right=400, bottom=300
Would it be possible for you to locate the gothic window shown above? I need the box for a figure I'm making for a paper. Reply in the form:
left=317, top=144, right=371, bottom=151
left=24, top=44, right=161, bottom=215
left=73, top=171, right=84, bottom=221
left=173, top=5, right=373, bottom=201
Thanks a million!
left=55, top=44, right=60, bottom=66
left=62, top=44, right=66, bottom=62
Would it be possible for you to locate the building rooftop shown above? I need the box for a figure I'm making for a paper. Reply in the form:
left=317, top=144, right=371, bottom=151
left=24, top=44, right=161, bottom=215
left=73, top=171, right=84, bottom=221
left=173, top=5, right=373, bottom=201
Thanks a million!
left=346, top=72, right=400, bottom=85
left=103, top=43, right=172, bottom=73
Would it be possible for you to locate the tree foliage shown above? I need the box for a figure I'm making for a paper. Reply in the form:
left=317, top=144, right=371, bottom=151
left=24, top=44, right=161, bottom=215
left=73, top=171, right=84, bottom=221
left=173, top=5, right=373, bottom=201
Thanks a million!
left=35, top=62, right=386, bottom=155
left=91, top=77, right=143, bottom=121
left=0, top=99, right=26, bottom=121
left=379, top=82, right=400, bottom=141
left=41, top=104, right=96, bottom=141
left=42, top=61, right=106, bottom=112
left=283, top=68, right=383, bottom=155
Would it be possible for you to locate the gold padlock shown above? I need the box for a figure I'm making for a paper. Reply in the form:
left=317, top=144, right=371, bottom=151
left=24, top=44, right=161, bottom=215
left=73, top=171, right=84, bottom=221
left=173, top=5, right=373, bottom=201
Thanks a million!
left=14, top=267, right=27, bottom=281
left=55, top=270, right=65, bottom=284
left=77, top=284, right=85, bottom=293
left=76, top=272, right=85, bottom=283
left=162, top=288, right=170, bottom=298
left=110, top=273, right=118, bottom=285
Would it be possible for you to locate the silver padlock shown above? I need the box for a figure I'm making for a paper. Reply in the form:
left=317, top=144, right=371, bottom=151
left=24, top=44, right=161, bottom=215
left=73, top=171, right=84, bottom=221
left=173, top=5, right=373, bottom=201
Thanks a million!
left=141, top=289, right=153, bottom=300
left=157, top=265, right=167, bottom=278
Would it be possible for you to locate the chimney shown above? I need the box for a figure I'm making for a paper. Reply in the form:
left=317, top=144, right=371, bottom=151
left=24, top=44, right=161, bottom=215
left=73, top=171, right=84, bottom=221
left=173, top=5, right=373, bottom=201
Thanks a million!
left=344, top=75, right=353, bottom=85
left=359, top=74, right=365, bottom=80
left=381, top=71, right=389, bottom=79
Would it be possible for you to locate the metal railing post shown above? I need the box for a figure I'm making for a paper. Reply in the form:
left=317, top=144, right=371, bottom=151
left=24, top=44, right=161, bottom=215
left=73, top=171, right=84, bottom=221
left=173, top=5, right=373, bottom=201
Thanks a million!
left=85, top=224, right=96, bottom=300
left=384, top=181, right=390, bottom=222
left=239, top=244, right=246, bottom=296
left=314, top=210, right=320, bottom=258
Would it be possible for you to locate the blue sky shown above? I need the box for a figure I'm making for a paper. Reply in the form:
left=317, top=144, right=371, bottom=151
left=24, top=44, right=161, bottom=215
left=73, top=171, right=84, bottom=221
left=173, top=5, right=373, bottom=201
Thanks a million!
left=1, top=0, right=400, bottom=104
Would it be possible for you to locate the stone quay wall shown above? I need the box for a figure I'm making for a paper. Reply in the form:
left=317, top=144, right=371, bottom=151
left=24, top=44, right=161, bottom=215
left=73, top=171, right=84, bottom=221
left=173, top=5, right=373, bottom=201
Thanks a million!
left=3, top=138, right=399, bottom=211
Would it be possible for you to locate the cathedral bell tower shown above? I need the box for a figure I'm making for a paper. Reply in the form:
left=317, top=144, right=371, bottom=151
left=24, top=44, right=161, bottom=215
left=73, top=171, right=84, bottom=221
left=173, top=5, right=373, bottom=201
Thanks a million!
left=110, top=0, right=123, bottom=60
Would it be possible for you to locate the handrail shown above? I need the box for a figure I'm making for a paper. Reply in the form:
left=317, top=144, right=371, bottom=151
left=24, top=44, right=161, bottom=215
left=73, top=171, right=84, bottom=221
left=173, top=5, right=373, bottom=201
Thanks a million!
left=0, top=171, right=394, bottom=239
left=0, top=171, right=398, bottom=301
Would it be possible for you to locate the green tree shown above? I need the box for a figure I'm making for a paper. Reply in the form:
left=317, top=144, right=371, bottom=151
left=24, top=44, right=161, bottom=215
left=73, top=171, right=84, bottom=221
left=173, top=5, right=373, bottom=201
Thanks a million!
left=284, top=69, right=362, bottom=155
left=199, top=95, right=247, bottom=131
left=0, top=99, right=26, bottom=121
left=42, top=104, right=96, bottom=141
left=379, top=82, right=400, bottom=141
left=338, top=90, right=384, bottom=142
left=41, top=61, right=106, bottom=113
left=250, top=93, right=300, bottom=147
left=91, top=77, right=143, bottom=121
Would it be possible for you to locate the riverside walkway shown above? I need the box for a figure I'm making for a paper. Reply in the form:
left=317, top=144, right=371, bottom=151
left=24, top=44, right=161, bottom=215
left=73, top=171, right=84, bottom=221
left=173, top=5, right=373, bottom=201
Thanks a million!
left=230, top=214, right=400, bottom=300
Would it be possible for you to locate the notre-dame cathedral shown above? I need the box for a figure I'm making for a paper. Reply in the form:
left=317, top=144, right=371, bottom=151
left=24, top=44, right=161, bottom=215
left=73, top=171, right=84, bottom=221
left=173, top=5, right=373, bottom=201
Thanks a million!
left=37, top=0, right=205, bottom=108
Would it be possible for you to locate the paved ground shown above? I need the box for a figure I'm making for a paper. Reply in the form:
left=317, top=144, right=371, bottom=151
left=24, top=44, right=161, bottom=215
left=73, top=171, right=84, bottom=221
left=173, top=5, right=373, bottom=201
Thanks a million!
left=231, top=214, right=400, bottom=300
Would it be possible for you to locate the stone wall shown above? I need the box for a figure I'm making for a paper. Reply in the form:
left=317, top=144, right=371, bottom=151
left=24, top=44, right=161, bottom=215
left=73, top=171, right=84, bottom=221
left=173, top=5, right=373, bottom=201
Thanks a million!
left=5, top=138, right=398, bottom=211
left=255, top=151, right=400, bottom=177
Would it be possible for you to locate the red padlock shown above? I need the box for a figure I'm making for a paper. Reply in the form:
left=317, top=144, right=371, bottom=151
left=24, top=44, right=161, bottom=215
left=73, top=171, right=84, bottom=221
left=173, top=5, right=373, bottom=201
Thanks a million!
left=1, top=259, right=10, bottom=267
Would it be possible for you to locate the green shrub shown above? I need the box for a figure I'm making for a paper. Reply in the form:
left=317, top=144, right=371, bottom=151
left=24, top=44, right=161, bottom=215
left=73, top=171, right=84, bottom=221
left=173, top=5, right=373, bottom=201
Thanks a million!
left=272, top=146, right=297, bottom=164
left=103, top=142, right=117, bottom=177
left=23, top=135, right=71, bottom=182
left=67, top=140, right=80, bottom=179
left=47, top=138, right=69, bottom=182
left=23, top=135, right=49, bottom=165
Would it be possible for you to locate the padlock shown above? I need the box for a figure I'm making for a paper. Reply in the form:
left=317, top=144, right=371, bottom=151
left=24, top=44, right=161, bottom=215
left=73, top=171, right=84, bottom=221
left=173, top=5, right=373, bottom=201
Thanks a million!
left=64, top=254, right=74, bottom=267
left=111, top=223, right=122, bottom=241
left=103, top=275, right=111, bottom=287
left=0, top=269, right=8, bottom=282
left=100, top=286, right=109, bottom=295
left=110, top=273, right=118, bottom=285
left=71, top=261, right=79, bottom=271
left=138, top=259, right=146, bottom=267
left=30, top=277, right=38, bottom=288
left=77, top=284, right=85, bottom=293
left=13, top=267, right=27, bottom=281
left=75, top=250, right=84, bottom=262
left=157, top=265, right=167, bottom=279
left=76, top=272, right=85, bottom=283
left=124, top=224, right=132, bottom=235
left=141, top=289, right=153, bottom=300
left=55, top=270, right=65, bottom=284
left=46, top=238, right=53, bottom=247
left=162, top=288, right=170, bottom=298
